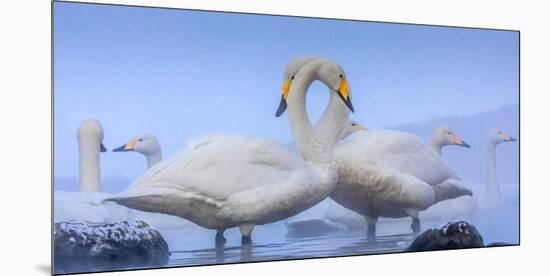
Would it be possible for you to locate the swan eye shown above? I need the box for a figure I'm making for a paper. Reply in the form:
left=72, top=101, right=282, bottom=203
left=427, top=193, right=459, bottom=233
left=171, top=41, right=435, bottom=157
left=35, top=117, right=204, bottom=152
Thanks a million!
left=448, top=132, right=452, bottom=135
left=339, top=74, right=343, bottom=79
left=138, top=139, right=143, bottom=142
left=352, top=123, right=356, bottom=126
left=291, top=75, right=295, bottom=80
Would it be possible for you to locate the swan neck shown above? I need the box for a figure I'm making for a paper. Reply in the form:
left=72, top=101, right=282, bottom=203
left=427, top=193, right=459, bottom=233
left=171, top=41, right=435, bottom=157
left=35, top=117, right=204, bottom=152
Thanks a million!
left=145, top=150, right=163, bottom=168
left=486, top=141, right=500, bottom=199
left=432, top=139, right=443, bottom=155
left=314, top=89, right=350, bottom=154
left=78, top=138, right=101, bottom=192
left=286, top=71, right=319, bottom=162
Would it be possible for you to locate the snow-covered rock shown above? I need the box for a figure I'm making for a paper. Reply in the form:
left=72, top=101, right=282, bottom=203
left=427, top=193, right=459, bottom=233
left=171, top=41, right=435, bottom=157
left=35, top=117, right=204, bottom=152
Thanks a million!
left=54, top=191, right=135, bottom=224
left=405, top=221, right=484, bottom=252
left=54, top=220, right=170, bottom=274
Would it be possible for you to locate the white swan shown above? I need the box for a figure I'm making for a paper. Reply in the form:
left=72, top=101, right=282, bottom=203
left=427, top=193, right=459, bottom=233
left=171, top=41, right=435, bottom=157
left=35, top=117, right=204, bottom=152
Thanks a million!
left=486, top=128, right=517, bottom=208
left=431, top=126, right=470, bottom=155
left=54, top=119, right=133, bottom=224
left=77, top=119, right=107, bottom=192
left=104, top=57, right=354, bottom=244
left=112, top=133, right=201, bottom=230
left=330, top=128, right=472, bottom=237
left=340, top=119, right=367, bottom=140
left=323, top=125, right=475, bottom=231
left=113, top=133, right=162, bottom=168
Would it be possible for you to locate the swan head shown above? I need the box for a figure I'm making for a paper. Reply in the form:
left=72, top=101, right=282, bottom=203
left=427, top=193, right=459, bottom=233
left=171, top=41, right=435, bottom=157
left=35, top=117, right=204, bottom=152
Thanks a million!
left=340, top=119, right=367, bottom=140
left=276, top=57, right=354, bottom=117
left=113, top=133, right=161, bottom=156
left=77, top=119, right=107, bottom=152
left=433, top=127, right=471, bottom=148
left=488, top=128, right=517, bottom=145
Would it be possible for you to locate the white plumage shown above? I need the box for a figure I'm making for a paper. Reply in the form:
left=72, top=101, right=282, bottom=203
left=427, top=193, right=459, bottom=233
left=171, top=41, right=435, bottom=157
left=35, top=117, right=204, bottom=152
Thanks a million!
left=431, top=126, right=471, bottom=155
left=113, top=133, right=163, bottom=169
left=329, top=128, right=472, bottom=236
left=104, top=57, right=355, bottom=244
left=54, top=119, right=134, bottom=224
left=485, top=128, right=517, bottom=209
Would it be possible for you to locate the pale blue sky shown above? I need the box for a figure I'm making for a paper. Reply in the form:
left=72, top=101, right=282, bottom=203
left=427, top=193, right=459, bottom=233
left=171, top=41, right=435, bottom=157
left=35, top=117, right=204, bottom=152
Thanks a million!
left=54, top=2, right=519, bottom=183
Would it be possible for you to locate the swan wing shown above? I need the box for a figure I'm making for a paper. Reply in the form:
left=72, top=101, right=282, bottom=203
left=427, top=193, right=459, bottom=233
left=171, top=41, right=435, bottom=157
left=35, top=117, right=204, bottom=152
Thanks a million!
left=333, top=145, right=436, bottom=214
left=343, top=129, right=460, bottom=185
left=126, top=134, right=308, bottom=200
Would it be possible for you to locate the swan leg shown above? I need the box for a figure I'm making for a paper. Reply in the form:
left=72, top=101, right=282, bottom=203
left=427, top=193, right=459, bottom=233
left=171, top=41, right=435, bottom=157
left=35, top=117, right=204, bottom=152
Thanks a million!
left=404, top=209, right=421, bottom=234
left=411, top=217, right=421, bottom=234
left=364, top=216, right=378, bottom=239
left=215, top=229, right=226, bottom=245
left=239, top=223, right=255, bottom=245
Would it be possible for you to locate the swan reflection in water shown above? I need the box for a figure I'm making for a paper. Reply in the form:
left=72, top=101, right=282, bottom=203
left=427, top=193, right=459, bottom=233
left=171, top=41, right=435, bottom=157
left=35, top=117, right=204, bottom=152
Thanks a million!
left=168, top=232, right=412, bottom=268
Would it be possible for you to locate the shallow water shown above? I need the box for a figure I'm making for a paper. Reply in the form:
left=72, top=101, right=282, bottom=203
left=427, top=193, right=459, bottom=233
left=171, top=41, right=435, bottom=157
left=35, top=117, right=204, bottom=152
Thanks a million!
left=166, top=229, right=410, bottom=268
left=55, top=200, right=518, bottom=274
left=163, top=201, right=518, bottom=268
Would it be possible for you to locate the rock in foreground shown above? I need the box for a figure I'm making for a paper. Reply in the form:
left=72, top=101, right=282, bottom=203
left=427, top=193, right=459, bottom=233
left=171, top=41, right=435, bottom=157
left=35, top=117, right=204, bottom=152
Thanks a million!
left=406, top=221, right=484, bottom=252
left=286, top=219, right=347, bottom=238
left=54, top=220, right=170, bottom=273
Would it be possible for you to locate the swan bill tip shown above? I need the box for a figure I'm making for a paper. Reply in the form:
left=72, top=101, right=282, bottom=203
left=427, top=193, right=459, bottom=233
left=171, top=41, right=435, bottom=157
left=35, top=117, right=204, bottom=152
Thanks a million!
left=275, top=96, right=287, bottom=117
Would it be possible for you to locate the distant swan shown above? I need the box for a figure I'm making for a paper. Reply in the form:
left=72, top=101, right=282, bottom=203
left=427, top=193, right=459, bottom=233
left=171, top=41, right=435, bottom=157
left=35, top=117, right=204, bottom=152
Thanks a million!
left=54, top=119, right=133, bottom=224
left=431, top=127, right=470, bottom=155
left=112, top=133, right=199, bottom=230
left=113, top=133, right=162, bottom=168
left=104, top=57, right=355, bottom=245
left=330, top=128, right=472, bottom=237
left=340, top=119, right=367, bottom=140
left=486, top=128, right=517, bottom=208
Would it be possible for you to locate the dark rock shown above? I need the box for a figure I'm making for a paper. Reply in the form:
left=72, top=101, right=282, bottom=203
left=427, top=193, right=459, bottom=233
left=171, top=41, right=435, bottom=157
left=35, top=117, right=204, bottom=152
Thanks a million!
left=286, top=219, right=347, bottom=238
left=405, top=221, right=484, bottom=252
left=54, top=220, right=170, bottom=274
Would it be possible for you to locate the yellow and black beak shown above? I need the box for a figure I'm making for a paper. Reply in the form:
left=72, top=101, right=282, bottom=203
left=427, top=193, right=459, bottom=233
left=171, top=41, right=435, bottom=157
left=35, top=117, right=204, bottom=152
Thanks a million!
left=275, top=79, right=291, bottom=117
left=113, top=140, right=137, bottom=152
left=337, top=79, right=354, bottom=112
left=452, top=134, right=471, bottom=148
left=100, top=143, right=107, bottom=153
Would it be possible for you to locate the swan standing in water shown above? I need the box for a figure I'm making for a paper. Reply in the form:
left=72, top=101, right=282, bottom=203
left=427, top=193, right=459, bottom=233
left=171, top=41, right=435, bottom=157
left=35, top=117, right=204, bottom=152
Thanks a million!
left=330, top=128, right=472, bottom=238
left=431, top=127, right=471, bottom=155
left=55, top=119, right=133, bottom=224
left=323, top=125, right=474, bottom=232
left=104, top=57, right=354, bottom=245
left=486, top=128, right=517, bottom=208
left=113, top=134, right=162, bottom=168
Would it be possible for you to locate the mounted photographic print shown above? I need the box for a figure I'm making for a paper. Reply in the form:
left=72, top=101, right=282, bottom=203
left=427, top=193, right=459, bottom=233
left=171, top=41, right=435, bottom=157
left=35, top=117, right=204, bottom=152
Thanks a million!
left=52, top=1, right=520, bottom=274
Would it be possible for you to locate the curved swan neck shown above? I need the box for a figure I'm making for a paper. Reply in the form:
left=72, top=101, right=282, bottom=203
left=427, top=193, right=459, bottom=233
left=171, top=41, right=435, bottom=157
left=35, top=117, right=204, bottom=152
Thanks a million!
left=431, top=139, right=443, bottom=155
left=315, top=90, right=351, bottom=154
left=78, top=137, right=101, bottom=192
left=287, top=62, right=348, bottom=163
left=145, top=150, right=163, bottom=168
left=287, top=71, right=316, bottom=161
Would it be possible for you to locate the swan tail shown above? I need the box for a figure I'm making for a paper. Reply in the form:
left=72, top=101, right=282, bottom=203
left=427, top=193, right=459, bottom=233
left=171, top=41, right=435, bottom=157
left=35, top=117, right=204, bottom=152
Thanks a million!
left=101, top=184, right=224, bottom=222
left=433, top=179, right=473, bottom=203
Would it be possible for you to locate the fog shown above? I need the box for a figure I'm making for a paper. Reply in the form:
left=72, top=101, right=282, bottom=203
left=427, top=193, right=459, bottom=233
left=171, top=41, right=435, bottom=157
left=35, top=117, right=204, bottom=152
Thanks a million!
left=54, top=2, right=519, bottom=191
left=52, top=3, right=520, bottom=273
